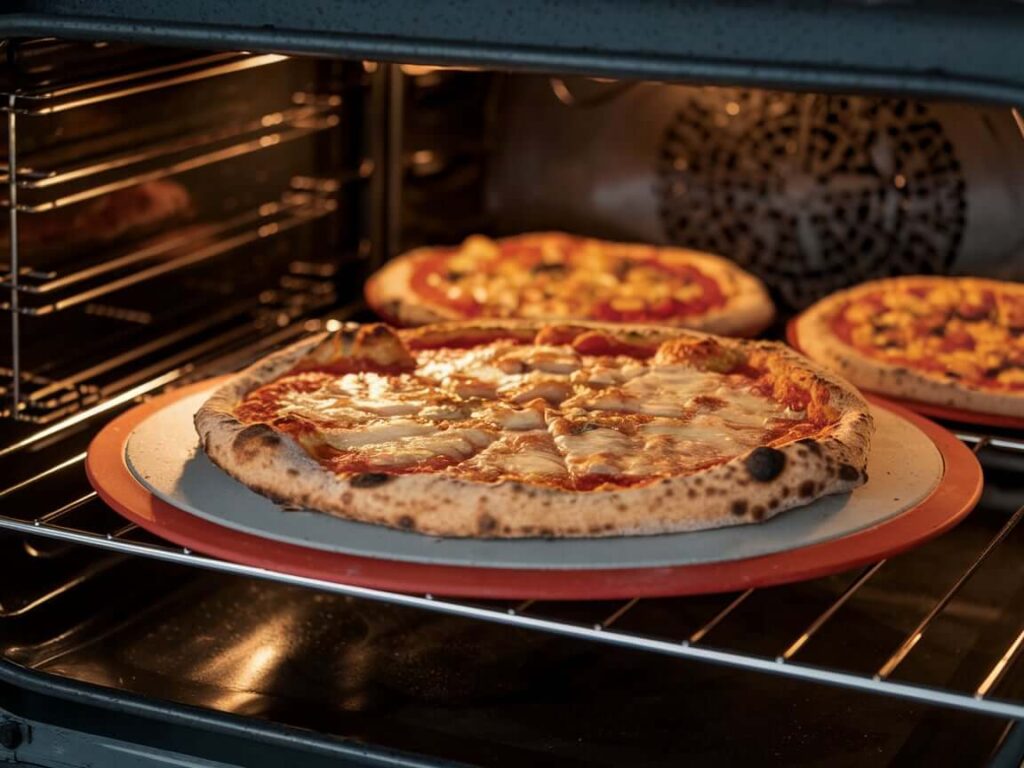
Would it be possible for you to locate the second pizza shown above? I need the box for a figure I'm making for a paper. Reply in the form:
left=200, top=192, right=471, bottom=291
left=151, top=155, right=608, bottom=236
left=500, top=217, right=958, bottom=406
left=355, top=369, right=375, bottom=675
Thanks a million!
left=366, top=232, right=774, bottom=336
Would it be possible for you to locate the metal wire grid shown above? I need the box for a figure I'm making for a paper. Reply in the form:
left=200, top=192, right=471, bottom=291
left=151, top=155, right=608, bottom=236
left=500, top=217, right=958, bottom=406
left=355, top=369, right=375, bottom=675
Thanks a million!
left=0, top=392, right=1021, bottom=721
left=1, top=50, right=361, bottom=420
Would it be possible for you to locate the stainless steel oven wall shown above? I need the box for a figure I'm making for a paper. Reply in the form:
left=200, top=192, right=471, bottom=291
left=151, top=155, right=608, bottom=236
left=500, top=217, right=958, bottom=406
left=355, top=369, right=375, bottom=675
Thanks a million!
left=486, top=75, right=1024, bottom=309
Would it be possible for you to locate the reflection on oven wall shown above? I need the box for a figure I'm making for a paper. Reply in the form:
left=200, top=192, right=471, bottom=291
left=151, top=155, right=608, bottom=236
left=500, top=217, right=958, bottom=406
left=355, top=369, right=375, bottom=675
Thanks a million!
left=486, top=76, right=1024, bottom=309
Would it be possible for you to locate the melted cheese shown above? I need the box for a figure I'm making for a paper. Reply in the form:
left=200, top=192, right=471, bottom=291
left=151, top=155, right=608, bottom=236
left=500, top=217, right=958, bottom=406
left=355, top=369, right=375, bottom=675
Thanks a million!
left=365, top=428, right=495, bottom=468
left=322, top=420, right=435, bottom=450
left=239, top=328, right=822, bottom=487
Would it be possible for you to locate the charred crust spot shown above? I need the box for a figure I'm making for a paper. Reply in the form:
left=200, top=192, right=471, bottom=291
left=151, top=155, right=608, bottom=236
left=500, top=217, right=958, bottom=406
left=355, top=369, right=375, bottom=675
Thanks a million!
left=341, top=492, right=353, bottom=505
left=538, top=527, right=555, bottom=537
left=286, top=468, right=300, bottom=477
left=687, top=488, right=698, bottom=499
left=233, top=424, right=281, bottom=461
left=731, top=500, right=748, bottom=517
left=781, top=486, right=790, bottom=498
left=477, top=513, right=498, bottom=534
left=798, top=480, right=816, bottom=498
left=350, top=472, right=392, bottom=488
left=838, top=463, right=861, bottom=482
left=745, top=447, right=787, bottom=482
left=603, top=523, right=614, bottom=531
left=798, top=438, right=823, bottom=456
left=665, top=488, right=674, bottom=497
left=797, top=448, right=808, bottom=459
left=769, top=499, right=780, bottom=510
left=751, top=505, right=766, bottom=521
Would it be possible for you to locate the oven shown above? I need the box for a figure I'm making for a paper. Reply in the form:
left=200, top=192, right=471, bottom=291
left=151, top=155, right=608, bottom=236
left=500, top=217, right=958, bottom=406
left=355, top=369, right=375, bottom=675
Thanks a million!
left=0, top=3, right=1023, bottom=766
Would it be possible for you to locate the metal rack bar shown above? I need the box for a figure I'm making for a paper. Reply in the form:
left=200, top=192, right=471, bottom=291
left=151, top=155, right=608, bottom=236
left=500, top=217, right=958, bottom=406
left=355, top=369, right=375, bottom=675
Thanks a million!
left=32, top=493, right=98, bottom=526
left=781, top=560, right=887, bottom=661
left=8, top=95, right=21, bottom=416
left=7, top=196, right=336, bottom=314
left=8, top=191, right=343, bottom=294
left=977, top=629, right=1024, bottom=698
left=689, top=589, right=753, bottom=644
left=598, top=597, right=639, bottom=630
left=4, top=54, right=288, bottom=115
left=956, top=432, right=1024, bottom=454
left=14, top=105, right=334, bottom=191
left=12, top=116, right=339, bottom=214
left=0, top=451, right=85, bottom=497
left=0, top=512, right=1020, bottom=720
left=876, top=503, right=1024, bottom=680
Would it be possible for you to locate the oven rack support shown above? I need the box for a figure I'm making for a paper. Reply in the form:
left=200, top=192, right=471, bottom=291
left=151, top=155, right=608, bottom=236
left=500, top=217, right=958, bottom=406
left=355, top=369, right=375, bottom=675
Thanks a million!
left=0, top=431, right=1022, bottom=722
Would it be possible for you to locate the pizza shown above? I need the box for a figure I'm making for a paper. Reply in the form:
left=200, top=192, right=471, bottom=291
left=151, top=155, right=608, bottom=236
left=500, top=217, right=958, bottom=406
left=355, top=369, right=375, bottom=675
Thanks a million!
left=365, top=232, right=774, bottom=336
left=4, top=180, right=193, bottom=258
left=795, top=276, right=1024, bottom=418
left=195, top=320, right=872, bottom=538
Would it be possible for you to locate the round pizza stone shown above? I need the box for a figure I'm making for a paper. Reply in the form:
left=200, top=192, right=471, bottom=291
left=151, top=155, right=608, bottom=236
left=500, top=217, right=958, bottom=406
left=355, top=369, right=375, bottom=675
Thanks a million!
left=125, top=387, right=942, bottom=570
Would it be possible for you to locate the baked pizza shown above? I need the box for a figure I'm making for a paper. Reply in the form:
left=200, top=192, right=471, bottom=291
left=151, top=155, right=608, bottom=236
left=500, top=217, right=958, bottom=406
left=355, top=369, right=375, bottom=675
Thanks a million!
left=4, top=180, right=193, bottom=258
left=795, top=276, right=1024, bottom=418
left=195, top=321, right=872, bottom=538
left=366, top=232, right=774, bottom=336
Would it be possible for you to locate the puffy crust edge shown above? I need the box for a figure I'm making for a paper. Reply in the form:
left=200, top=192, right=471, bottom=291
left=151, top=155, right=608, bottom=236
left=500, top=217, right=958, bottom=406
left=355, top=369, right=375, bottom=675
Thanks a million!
left=364, top=233, right=775, bottom=337
left=195, top=321, right=874, bottom=539
left=795, top=276, right=1024, bottom=418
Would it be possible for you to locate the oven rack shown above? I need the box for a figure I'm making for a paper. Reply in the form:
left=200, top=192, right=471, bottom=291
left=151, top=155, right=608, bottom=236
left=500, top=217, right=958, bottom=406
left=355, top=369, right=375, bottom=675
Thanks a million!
left=3, top=190, right=340, bottom=313
left=0, top=249, right=342, bottom=425
left=0, top=390, right=1021, bottom=721
left=1, top=52, right=288, bottom=115
left=2, top=104, right=342, bottom=214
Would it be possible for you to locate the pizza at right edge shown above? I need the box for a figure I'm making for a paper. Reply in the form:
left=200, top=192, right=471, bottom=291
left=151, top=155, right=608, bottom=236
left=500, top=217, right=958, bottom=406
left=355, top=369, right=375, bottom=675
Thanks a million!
left=795, top=276, right=1024, bottom=418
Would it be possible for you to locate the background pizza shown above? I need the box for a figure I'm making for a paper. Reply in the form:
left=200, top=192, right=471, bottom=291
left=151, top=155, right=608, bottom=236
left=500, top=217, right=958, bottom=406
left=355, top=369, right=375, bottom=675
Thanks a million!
left=365, top=232, right=774, bottom=336
left=795, top=276, right=1024, bottom=417
left=195, top=320, right=872, bottom=538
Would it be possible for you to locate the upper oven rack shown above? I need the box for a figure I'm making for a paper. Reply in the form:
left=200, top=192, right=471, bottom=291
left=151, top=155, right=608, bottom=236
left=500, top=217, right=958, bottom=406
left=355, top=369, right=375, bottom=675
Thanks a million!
left=0, top=350, right=1021, bottom=723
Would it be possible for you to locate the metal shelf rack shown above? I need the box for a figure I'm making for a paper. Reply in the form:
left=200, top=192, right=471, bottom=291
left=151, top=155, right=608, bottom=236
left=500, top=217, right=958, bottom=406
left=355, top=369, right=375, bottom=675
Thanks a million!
left=0, top=348, right=1020, bottom=722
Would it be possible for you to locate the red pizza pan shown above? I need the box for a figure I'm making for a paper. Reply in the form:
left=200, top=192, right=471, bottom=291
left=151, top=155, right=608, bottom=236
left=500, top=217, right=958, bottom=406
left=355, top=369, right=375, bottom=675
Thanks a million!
left=86, top=378, right=982, bottom=600
left=786, top=319, right=1024, bottom=431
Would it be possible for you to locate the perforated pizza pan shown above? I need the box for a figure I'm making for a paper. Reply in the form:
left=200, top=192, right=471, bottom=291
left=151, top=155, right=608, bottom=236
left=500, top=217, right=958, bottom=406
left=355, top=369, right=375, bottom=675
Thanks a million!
left=86, top=378, right=982, bottom=599
left=786, top=319, right=1024, bottom=430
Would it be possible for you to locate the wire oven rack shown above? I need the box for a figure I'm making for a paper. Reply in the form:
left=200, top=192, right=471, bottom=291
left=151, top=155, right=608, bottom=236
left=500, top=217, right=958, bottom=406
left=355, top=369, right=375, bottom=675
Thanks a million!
left=1, top=49, right=364, bottom=423
left=0, top=337, right=1021, bottom=724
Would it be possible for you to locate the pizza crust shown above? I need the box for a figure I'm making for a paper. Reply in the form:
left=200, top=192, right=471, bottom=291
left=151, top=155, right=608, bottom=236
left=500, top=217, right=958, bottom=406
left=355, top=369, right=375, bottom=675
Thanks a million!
left=796, top=277, right=1024, bottom=418
left=365, top=233, right=775, bottom=336
left=196, top=320, right=873, bottom=539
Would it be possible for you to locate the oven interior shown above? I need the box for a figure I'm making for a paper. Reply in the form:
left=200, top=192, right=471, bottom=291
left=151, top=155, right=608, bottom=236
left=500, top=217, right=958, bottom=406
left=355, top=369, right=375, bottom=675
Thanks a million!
left=0, top=40, right=1022, bottom=767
